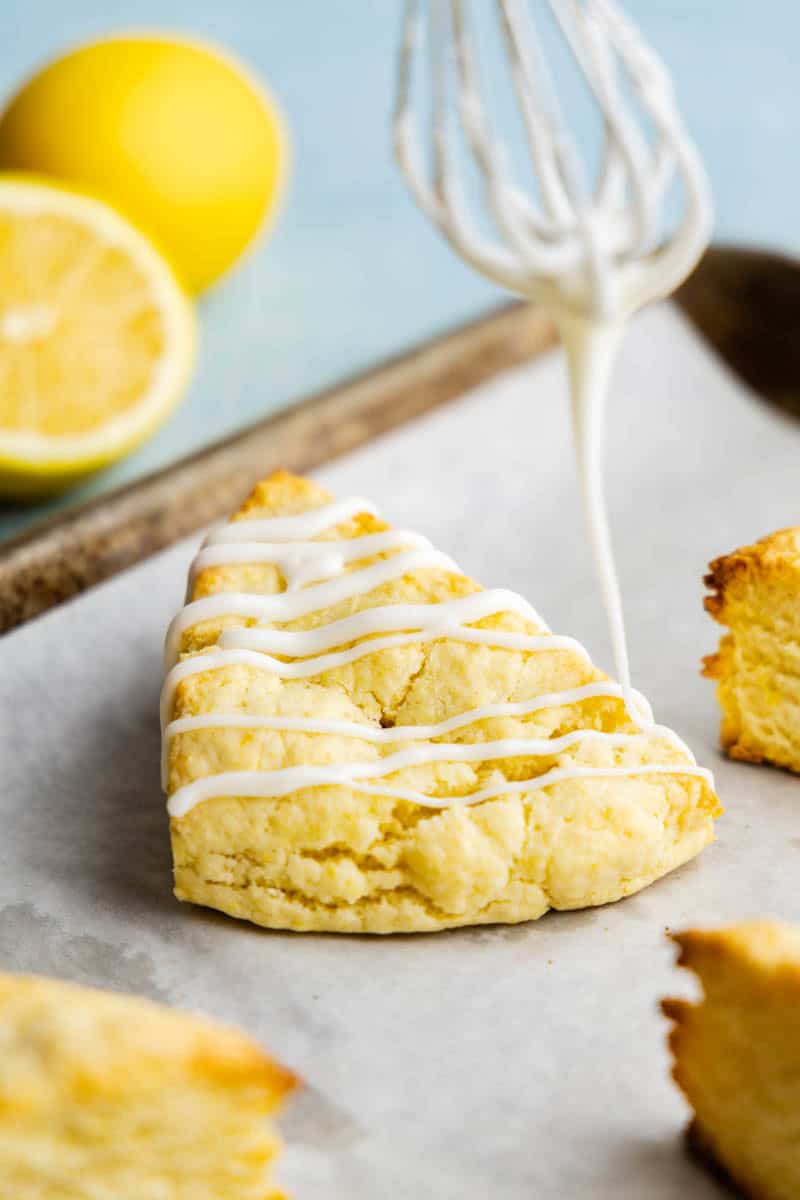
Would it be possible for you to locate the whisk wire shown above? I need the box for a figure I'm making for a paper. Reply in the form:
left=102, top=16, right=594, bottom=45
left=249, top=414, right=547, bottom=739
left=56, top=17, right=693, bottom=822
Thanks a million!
left=393, top=0, right=711, bottom=313
left=450, top=1, right=557, bottom=267
left=497, top=0, right=579, bottom=225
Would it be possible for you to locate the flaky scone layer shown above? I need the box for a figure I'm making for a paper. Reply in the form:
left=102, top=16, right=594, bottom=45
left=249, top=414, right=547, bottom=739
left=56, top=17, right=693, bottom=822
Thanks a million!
left=166, top=471, right=719, bottom=933
left=664, top=923, right=800, bottom=1200
left=704, top=527, right=800, bottom=772
left=0, top=972, right=295, bottom=1199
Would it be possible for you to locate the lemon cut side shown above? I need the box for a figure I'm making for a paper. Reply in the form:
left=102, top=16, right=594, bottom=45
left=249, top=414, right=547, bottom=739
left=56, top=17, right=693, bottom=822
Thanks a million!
left=0, top=36, right=289, bottom=294
left=0, top=176, right=195, bottom=498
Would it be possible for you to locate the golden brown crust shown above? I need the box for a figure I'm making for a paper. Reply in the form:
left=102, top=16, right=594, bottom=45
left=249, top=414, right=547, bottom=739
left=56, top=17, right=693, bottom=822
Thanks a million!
left=0, top=971, right=296, bottom=1198
left=0, top=970, right=296, bottom=1104
left=669, top=922, right=800, bottom=988
left=664, top=923, right=800, bottom=1200
left=704, top=527, right=800, bottom=625
left=703, top=528, right=800, bottom=771
left=700, top=651, right=721, bottom=681
left=686, top=1119, right=755, bottom=1199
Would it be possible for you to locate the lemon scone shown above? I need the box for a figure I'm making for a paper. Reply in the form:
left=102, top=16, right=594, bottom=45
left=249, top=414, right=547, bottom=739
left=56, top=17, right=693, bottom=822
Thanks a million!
left=664, top=923, right=800, bottom=1200
left=162, top=470, right=720, bottom=934
left=704, top=528, right=800, bottom=771
left=0, top=971, right=295, bottom=1198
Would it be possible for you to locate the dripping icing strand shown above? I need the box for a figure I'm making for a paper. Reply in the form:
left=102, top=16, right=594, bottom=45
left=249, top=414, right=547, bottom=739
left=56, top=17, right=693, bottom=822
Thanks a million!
left=162, top=496, right=714, bottom=816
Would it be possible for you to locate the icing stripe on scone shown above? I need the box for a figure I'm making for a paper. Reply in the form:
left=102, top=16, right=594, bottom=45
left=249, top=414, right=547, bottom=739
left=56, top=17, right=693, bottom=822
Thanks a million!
left=161, top=681, right=660, bottom=786
left=188, top=530, right=433, bottom=589
left=204, top=496, right=379, bottom=542
left=167, top=761, right=713, bottom=818
left=163, top=497, right=715, bottom=816
left=164, top=565, right=550, bottom=667
left=164, top=680, right=652, bottom=737
left=161, top=628, right=588, bottom=730
left=162, top=711, right=693, bottom=792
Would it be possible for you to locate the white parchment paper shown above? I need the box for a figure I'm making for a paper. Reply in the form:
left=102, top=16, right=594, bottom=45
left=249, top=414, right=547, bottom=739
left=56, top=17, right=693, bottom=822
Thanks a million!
left=2, top=304, right=799, bottom=1198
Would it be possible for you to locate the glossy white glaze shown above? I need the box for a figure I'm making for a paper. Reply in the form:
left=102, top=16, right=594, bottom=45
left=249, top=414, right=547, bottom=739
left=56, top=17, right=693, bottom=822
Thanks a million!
left=162, top=498, right=713, bottom=817
left=168, top=761, right=712, bottom=820
left=161, top=679, right=657, bottom=788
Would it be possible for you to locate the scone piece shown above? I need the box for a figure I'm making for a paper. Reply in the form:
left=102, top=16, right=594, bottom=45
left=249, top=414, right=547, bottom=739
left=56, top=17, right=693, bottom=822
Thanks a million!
left=664, top=923, right=800, bottom=1200
left=704, top=528, right=800, bottom=771
left=0, top=972, right=295, bottom=1199
left=163, top=470, right=720, bottom=934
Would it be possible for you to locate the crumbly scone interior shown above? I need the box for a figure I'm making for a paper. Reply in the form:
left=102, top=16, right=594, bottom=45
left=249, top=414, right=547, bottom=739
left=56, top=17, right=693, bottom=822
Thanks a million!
left=165, top=471, right=719, bottom=930
left=664, top=923, right=800, bottom=1200
left=0, top=972, right=294, bottom=1199
left=704, top=528, right=800, bottom=770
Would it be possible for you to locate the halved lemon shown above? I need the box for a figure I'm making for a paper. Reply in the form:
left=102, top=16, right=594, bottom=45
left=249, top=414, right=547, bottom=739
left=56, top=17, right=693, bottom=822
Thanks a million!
left=0, top=35, right=288, bottom=294
left=0, top=175, right=196, bottom=498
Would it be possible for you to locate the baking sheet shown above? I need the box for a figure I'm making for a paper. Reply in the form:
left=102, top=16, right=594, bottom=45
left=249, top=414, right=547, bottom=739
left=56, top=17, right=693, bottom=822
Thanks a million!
left=2, top=303, right=799, bottom=1199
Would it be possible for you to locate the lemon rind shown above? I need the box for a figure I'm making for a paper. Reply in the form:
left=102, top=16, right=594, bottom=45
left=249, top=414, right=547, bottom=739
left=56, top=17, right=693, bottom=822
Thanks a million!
left=0, top=175, right=196, bottom=476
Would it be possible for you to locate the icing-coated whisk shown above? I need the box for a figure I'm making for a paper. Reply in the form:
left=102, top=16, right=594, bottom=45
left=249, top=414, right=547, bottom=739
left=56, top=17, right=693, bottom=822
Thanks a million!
left=393, top=0, right=711, bottom=319
left=393, top=0, right=712, bottom=702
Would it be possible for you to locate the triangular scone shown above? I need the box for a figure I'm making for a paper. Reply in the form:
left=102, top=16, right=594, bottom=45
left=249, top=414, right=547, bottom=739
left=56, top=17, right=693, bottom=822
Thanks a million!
left=0, top=972, right=295, bottom=1198
left=163, top=470, right=720, bottom=934
left=664, top=923, right=800, bottom=1200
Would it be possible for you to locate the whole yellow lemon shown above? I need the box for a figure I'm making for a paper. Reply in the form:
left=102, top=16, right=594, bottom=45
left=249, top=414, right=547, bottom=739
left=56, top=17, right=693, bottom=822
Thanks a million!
left=0, top=35, right=287, bottom=293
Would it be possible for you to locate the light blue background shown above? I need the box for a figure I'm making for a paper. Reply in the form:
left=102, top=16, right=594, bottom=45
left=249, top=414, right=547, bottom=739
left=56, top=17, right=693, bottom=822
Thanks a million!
left=1, top=1, right=797, bottom=541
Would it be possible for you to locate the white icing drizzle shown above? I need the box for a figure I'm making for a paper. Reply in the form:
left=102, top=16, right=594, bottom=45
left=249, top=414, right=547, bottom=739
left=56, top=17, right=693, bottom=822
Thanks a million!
left=393, top=4, right=712, bottom=721
left=164, top=571, right=550, bottom=670
left=161, top=680, right=657, bottom=789
left=188, top=529, right=435, bottom=592
left=216, top=626, right=583, bottom=673
left=162, top=496, right=715, bottom=818
left=562, top=316, right=633, bottom=707
left=168, top=762, right=712, bottom=821
left=164, top=546, right=465, bottom=668
left=160, top=630, right=588, bottom=730
left=204, top=496, right=378, bottom=543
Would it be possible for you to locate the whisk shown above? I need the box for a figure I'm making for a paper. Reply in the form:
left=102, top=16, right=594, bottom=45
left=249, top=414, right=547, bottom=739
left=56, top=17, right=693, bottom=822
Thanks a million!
left=393, top=0, right=710, bottom=318
left=392, top=0, right=711, bottom=700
